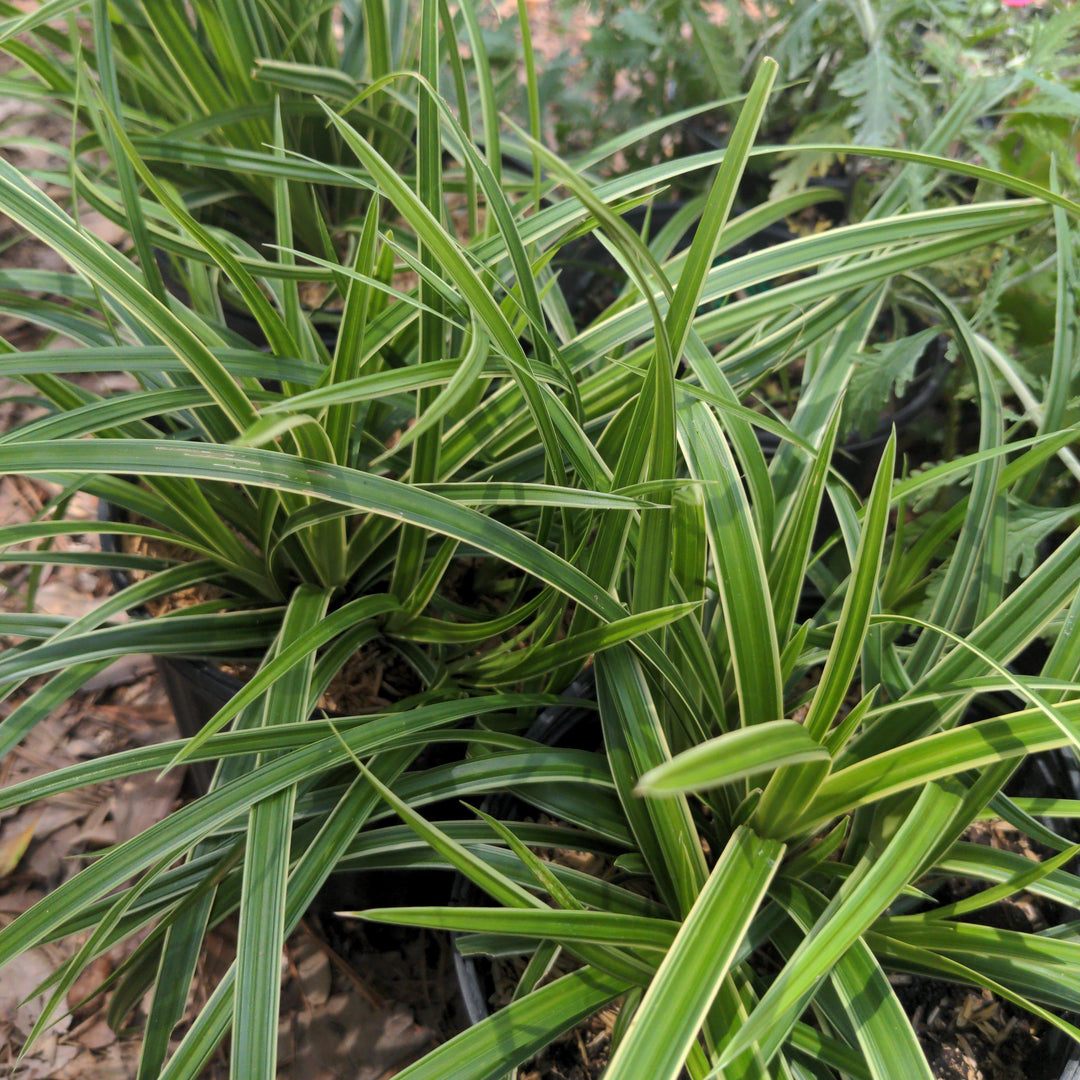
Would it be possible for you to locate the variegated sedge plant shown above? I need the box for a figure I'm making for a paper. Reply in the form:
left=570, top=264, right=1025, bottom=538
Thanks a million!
left=0, top=4, right=1078, bottom=1078
left=329, top=52, right=1080, bottom=1080
left=341, top=217, right=1080, bottom=1077
left=0, top=0, right=427, bottom=301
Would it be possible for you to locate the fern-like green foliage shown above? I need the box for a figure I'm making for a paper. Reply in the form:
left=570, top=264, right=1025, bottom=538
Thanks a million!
left=845, top=327, right=939, bottom=438
left=505, top=0, right=1080, bottom=215
left=832, top=38, right=923, bottom=146
left=1005, top=498, right=1080, bottom=578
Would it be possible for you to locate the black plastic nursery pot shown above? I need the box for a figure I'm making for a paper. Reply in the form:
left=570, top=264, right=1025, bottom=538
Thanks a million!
left=552, top=198, right=951, bottom=496
left=148, top=654, right=238, bottom=796
left=97, top=502, right=227, bottom=792
left=451, top=674, right=599, bottom=1029
left=450, top=674, right=647, bottom=1079
left=963, top=628, right=1080, bottom=846
left=97, top=502, right=456, bottom=802
left=681, top=118, right=856, bottom=221
left=451, top=677, right=1080, bottom=1080
left=148, top=650, right=465, bottom=915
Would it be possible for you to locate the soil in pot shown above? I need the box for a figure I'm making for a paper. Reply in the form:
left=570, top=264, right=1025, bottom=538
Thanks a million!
left=894, top=975, right=1041, bottom=1080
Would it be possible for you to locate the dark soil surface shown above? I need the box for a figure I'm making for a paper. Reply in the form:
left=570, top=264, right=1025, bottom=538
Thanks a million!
left=892, top=974, right=1047, bottom=1080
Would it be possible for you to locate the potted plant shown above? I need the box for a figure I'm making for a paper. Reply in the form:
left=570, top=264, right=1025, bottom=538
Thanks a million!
left=0, top=9, right=1076, bottom=1075
left=341, top=254, right=1080, bottom=1080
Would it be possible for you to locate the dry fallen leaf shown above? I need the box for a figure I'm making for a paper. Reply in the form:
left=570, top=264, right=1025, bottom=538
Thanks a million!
left=80, top=655, right=154, bottom=694
left=0, top=815, right=38, bottom=878
left=109, top=770, right=184, bottom=846
left=72, top=1018, right=118, bottom=1050
left=53, top=1039, right=142, bottom=1080
left=33, top=578, right=105, bottom=621
left=292, top=933, right=333, bottom=1008
left=24, top=822, right=85, bottom=885
left=14, top=1036, right=80, bottom=1080
left=66, top=954, right=114, bottom=1019
left=0, top=887, right=45, bottom=921
left=0, top=948, right=72, bottom=1040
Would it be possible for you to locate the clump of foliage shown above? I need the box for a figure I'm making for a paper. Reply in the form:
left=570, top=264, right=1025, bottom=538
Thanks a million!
left=0, top=0, right=422, bottom=256
left=0, top=3, right=1079, bottom=1080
